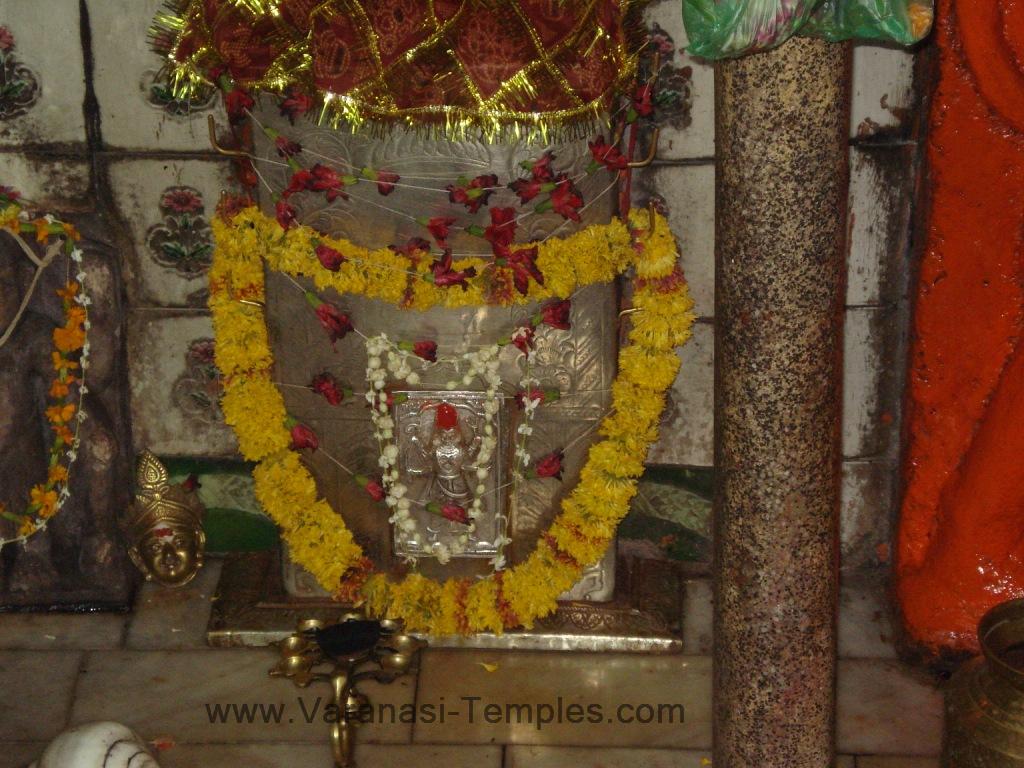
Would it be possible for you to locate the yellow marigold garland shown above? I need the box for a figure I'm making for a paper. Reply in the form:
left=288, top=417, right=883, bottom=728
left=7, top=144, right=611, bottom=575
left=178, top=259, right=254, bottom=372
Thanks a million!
left=209, top=205, right=694, bottom=634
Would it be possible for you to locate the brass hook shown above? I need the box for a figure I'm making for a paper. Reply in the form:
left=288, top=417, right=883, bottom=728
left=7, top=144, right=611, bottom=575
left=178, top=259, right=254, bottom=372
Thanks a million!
left=208, top=114, right=249, bottom=158
left=628, top=127, right=659, bottom=168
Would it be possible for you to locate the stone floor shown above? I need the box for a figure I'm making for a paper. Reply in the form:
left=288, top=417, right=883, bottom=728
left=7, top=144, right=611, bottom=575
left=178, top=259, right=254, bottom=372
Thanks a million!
left=0, top=560, right=943, bottom=768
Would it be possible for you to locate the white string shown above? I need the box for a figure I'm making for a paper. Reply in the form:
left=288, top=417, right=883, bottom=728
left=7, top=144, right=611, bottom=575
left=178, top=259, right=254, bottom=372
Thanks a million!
left=0, top=235, right=62, bottom=349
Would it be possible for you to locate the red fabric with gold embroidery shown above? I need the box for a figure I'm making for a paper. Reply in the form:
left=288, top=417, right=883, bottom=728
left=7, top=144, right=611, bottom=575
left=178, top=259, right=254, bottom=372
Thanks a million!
left=156, top=0, right=643, bottom=138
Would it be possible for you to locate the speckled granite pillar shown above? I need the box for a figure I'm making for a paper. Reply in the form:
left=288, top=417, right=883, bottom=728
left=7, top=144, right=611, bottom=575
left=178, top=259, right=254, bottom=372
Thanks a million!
left=713, top=37, right=850, bottom=767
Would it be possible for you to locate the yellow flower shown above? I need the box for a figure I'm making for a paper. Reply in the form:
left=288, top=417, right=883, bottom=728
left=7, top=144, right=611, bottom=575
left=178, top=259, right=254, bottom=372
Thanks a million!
left=45, top=403, right=76, bottom=425
left=49, top=376, right=75, bottom=398
left=56, top=281, right=79, bottom=301
left=53, top=323, right=86, bottom=353
left=30, top=485, right=58, bottom=518
left=52, top=351, right=79, bottom=374
left=48, top=464, right=69, bottom=485
left=32, top=218, right=52, bottom=243
left=18, top=517, right=37, bottom=537
left=0, top=204, right=21, bottom=232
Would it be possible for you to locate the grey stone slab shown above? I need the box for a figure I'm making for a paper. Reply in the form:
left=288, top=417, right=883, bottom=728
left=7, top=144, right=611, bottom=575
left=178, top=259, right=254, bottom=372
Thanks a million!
left=642, top=0, right=714, bottom=161
left=843, top=307, right=896, bottom=459
left=0, top=611, right=124, bottom=650
left=846, top=146, right=915, bottom=307
left=0, top=0, right=87, bottom=148
left=851, top=45, right=917, bottom=140
left=127, top=311, right=238, bottom=458
left=88, top=0, right=227, bottom=151
left=838, top=660, right=943, bottom=756
left=109, top=159, right=237, bottom=309
left=839, top=580, right=898, bottom=659
left=414, top=649, right=710, bottom=748
left=682, top=579, right=712, bottom=656
left=161, top=743, right=502, bottom=768
left=126, top=559, right=223, bottom=650
left=71, top=649, right=415, bottom=744
left=0, top=742, right=47, bottom=768
left=0, top=154, right=91, bottom=211
left=0, top=651, right=81, bottom=741
left=841, top=459, right=895, bottom=570
left=506, top=746, right=712, bottom=768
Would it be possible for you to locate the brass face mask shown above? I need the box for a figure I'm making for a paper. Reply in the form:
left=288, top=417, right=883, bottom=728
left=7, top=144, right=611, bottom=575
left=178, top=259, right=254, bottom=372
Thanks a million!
left=125, top=450, right=206, bottom=588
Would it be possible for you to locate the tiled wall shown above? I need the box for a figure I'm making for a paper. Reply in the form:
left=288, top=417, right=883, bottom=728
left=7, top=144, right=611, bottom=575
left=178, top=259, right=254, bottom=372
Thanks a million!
left=0, top=0, right=920, bottom=571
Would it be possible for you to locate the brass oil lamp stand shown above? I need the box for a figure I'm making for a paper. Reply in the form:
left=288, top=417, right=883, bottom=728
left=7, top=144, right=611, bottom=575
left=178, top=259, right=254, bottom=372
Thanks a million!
left=270, top=614, right=426, bottom=767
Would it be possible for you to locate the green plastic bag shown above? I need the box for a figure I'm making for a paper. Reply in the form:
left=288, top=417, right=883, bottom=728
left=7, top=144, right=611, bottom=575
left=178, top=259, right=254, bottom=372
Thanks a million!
left=682, top=0, right=934, bottom=59
left=803, top=0, right=933, bottom=45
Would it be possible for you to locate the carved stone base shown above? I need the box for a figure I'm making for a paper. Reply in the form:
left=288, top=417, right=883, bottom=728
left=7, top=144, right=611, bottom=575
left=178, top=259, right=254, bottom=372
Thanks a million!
left=207, top=549, right=683, bottom=653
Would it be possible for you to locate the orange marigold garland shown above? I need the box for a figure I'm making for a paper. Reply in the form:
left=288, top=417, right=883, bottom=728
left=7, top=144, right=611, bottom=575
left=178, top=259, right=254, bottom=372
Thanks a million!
left=0, top=187, right=90, bottom=545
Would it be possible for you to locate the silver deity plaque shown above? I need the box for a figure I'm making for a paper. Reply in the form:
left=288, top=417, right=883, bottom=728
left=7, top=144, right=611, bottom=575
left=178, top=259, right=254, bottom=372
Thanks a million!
left=391, top=392, right=508, bottom=559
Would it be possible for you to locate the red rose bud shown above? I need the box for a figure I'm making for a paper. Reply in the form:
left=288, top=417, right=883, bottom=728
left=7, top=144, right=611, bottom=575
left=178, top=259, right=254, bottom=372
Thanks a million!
left=539, top=299, right=571, bottom=330
left=510, top=325, right=535, bottom=354
left=390, top=237, right=432, bottom=259
left=528, top=150, right=556, bottom=182
left=507, top=245, right=543, bottom=296
left=306, top=293, right=354, bottom=345
left=514, top=387, right=561, bottom=409
left=356, top=474, right=386, bottom=501
left=274, top=135, right=302, bottom=158
left=418, top=216, right=456, bottom=248
left=0, top=185, right=22, bottom=204
left=549, top=174, right=583, bottom=221
left=426, top=501, right=470, bottom=525
left=509, top=176, right=544, bottom=204
left=588, top=136, right=629, bottom=172
left=279, top=89, right=313, bottom=124
left=310, top=372, right=347, bottom=405
left=290, top=422, right=319, bottom=451
left=447, top=173, right=498, bottom=213
left=216, top=193, right=255, bottom=222
left=224, top=88, right=254, bottom=123
left=275, top=199, right=298, bottom=230
left=315, top=243, right=346, bottom=271
left=283, top=168, right=313, bottom=198
left=412, top=340, right=438, bottom=362
left=484, top=206, right=517, bottom=257
left=375, top=171, right=400, bottom=196
left=442, top=503, right=470, bottom=524
left=182, top=474, right=201, bottom=492
left=534, top=449, right=565, bottom=480
left=309, top=163, right=348, bottom=202
left=430, top=249, right=477, bottom=291
left=633, top=83, right=654, bottom=117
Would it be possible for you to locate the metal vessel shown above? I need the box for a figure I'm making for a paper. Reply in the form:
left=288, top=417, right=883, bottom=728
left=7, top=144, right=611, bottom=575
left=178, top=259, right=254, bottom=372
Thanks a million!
left=944, top=598, right=1024, bottom=766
